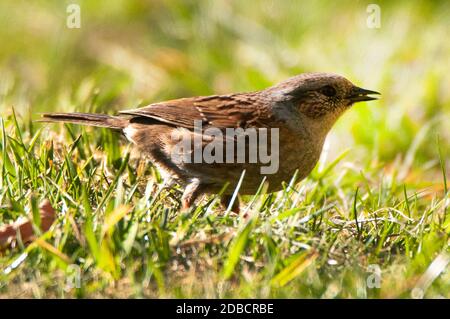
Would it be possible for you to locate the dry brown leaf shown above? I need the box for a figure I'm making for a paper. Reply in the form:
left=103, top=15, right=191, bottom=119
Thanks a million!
left=0, top=199, right=56, bottom=251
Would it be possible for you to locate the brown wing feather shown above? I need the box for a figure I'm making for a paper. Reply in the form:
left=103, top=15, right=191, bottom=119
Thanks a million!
left=119, top=93, right=273, bottom=129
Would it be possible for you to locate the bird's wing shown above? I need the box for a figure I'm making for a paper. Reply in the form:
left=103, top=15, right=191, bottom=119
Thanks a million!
left=119, top=93, right=275, bottom=129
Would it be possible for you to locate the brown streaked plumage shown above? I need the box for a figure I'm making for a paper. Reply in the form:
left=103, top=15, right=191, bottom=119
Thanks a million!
left=40, top=72, right=379, bottom=212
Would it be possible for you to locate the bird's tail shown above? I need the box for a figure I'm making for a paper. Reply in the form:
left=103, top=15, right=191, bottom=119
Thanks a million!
left=39, top=112, right=128, bottom=130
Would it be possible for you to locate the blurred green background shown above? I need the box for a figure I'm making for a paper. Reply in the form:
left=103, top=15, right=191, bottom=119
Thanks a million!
left=0, top=0, right=449, bottom=172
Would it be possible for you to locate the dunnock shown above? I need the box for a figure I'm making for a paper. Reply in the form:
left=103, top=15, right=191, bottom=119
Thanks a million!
left=41, top=73, right=379, bottom=212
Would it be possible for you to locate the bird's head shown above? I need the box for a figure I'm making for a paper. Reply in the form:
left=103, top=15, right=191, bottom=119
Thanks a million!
left=268, top=72, right=380, bottom=129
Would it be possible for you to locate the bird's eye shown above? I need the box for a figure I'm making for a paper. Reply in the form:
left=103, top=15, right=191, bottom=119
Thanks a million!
left=320, top=85, right=337, bottom=97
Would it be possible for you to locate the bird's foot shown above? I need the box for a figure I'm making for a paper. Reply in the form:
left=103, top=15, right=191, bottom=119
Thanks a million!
left=220, top=195, right=241, bottom=215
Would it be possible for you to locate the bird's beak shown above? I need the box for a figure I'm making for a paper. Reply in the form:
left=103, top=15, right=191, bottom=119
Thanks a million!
left=347, top=86, right=380, bottom=104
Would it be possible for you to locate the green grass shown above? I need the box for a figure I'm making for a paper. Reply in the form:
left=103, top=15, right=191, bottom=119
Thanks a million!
left=0, top=0, right=449, bottom=298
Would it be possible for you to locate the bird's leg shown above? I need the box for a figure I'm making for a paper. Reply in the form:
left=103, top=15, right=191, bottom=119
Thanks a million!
left=220, top=195, right=240, bottom=214
left=181, top=178, right=205, bottom=211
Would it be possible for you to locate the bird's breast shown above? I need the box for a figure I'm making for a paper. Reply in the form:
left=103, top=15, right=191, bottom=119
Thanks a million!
left=261, top=127, right=324, bottom=191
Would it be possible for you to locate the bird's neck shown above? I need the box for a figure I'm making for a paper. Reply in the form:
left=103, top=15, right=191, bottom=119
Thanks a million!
left=302, top=112, right=341, bottom=145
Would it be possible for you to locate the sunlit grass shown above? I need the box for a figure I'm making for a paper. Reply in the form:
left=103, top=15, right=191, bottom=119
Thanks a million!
left=0, top=115, right=447, bottom=298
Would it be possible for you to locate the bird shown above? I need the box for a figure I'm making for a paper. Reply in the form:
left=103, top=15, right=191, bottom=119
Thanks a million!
left=40, top=72, right=379, bottom=213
